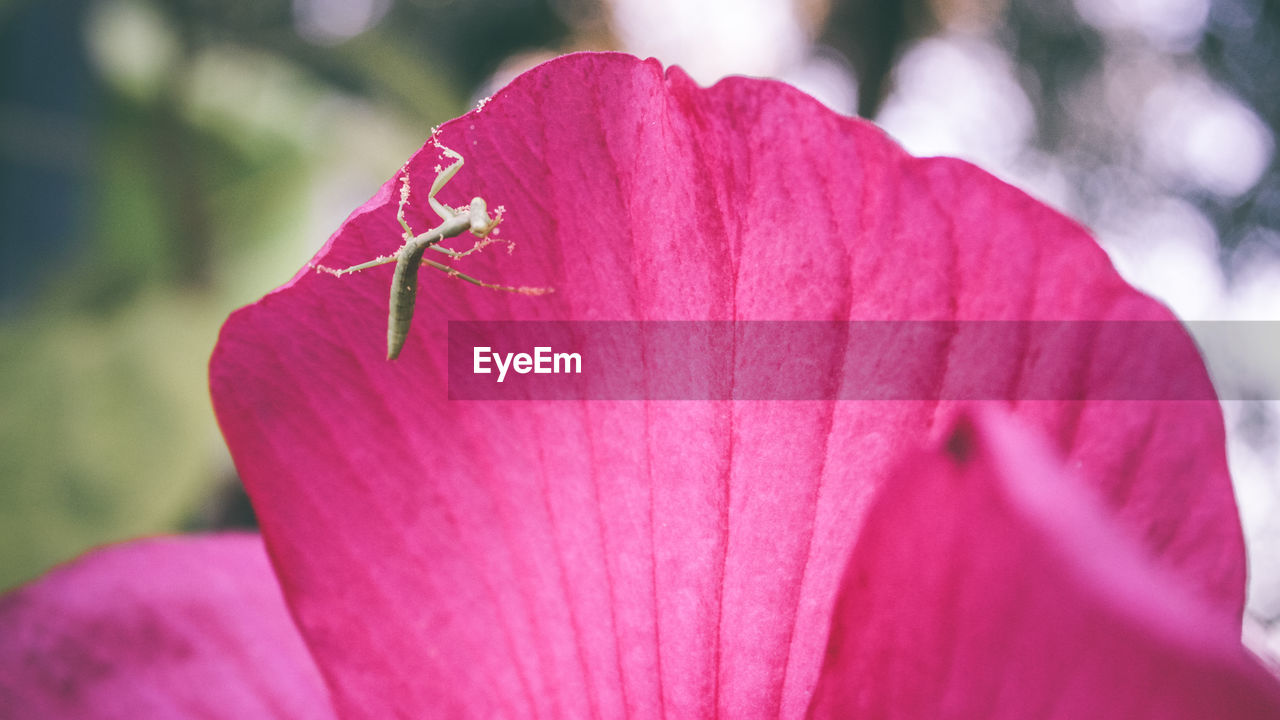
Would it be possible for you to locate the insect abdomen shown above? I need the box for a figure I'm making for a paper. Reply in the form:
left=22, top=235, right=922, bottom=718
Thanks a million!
left=386, top=244, right=428, bottom=360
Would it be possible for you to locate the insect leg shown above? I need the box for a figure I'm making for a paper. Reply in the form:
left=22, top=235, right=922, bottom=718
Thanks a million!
left=427, top=145, right=465, bottom=222
left=315, top=254, right=397, bottom=277
left=421, top=258, right=553, bottom=296
left=427, top=234, right=503, bottom=259
left=396, top=173, right=417, bottom=240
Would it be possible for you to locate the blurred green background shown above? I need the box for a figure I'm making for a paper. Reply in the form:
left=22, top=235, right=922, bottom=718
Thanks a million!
left=2, top=0, right=1278, bottom=644
left=1, top=0, right=577, bottom=590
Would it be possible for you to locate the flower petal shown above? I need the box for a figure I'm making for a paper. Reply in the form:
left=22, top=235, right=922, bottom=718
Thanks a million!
left=211, top=52, right=1243, bottom=717
left=0, top=535, right=335, bottom=719
left=808, top=408, right=1280, bottom=718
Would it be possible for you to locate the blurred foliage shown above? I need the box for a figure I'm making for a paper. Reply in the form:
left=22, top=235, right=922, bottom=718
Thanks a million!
left=819, top=0, right=933, bottom=117
left=1198, top=0, right=1280, bottom=251
left=0, top=0, right=572, bottom=590
left=1000, top=0, right=1280, bottom=257
left=818, top=0, right=1280, bottom=270
left=2, top=0, right=1278, bottom=594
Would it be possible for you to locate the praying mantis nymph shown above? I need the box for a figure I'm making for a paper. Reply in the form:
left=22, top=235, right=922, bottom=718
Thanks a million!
left=316, top=143, right=552, bottom=360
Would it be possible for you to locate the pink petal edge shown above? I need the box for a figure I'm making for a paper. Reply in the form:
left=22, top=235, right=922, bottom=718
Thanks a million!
left=809, top=407, right=1280, bottom=718
left=211, top=52, right=1246, bottom=718
left=0, top=534, right=335, bottom=719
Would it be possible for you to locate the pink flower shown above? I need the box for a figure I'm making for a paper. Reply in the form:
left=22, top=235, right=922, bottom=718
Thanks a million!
left=3, top=53, right=1279, bottom=718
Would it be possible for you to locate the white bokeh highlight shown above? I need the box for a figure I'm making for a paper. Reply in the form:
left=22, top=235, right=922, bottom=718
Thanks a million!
left=1140, top=75, right=1274, bottom=197
left=1073, top=0, right=1211, bottom=49
left=293, top=0, right=392, bottom=45
left=877, top=34, right=1034, bottom=171
left=604, top=0, right=856, bottom=116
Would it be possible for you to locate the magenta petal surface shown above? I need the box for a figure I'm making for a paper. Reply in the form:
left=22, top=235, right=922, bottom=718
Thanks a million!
left=808, top=408, right=1280, bottom=718
left=211, top=53, right=1245, bottom=718
left=0, top=534, right=335, bottom=719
